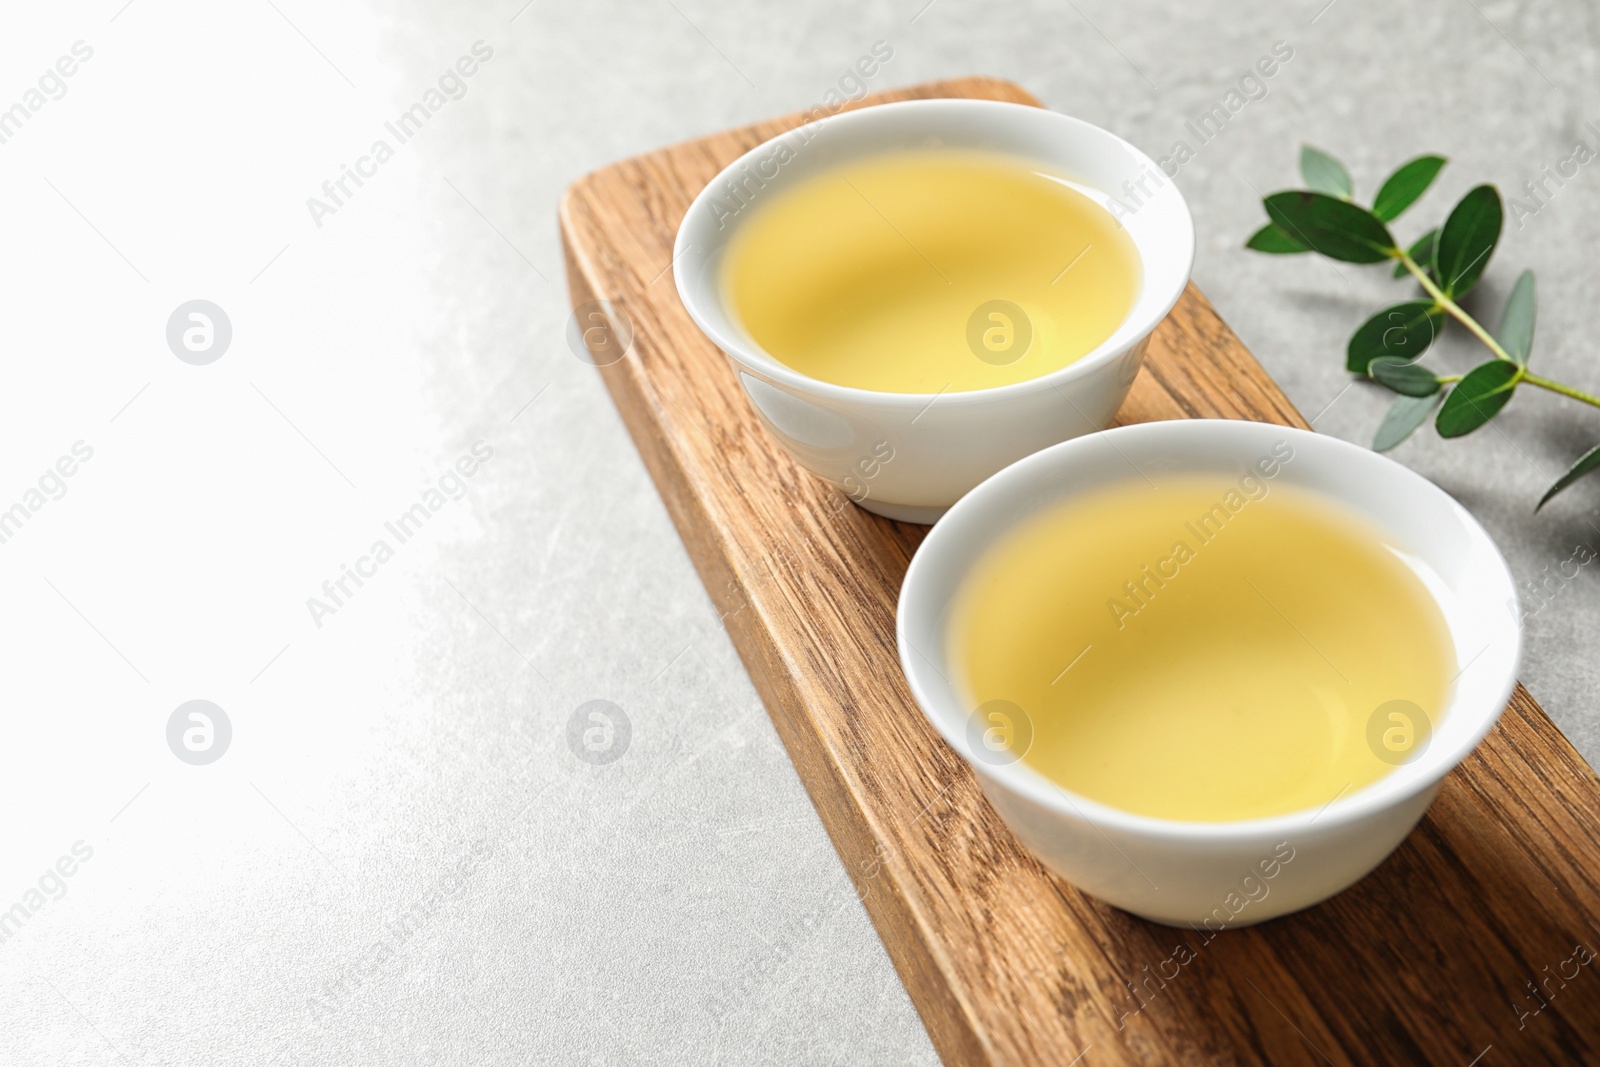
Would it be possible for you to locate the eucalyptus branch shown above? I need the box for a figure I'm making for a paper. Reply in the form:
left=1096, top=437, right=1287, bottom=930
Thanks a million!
left=1521, top=371, right=1600, bottom=411
left=1394, top=252, right=1515, bottom=364
left=1246, top=145, right=1600, bottom=509
left=1392, top=250, right=1600, bottom=412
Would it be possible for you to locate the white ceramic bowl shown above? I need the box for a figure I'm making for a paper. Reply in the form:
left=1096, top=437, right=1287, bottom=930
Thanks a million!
left=674, top=98, right=1194, bottom=524
left=897, top=420, right=1521, bottom=926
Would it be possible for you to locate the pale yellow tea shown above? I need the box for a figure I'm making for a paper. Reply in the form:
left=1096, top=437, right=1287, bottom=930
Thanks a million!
left=722, top=149, right=1142, bottom=393
left=948, top=469, right=1456, bottom=822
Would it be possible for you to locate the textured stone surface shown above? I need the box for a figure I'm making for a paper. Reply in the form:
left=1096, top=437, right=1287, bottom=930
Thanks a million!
left=2, top=1, right=1595, bottom=1064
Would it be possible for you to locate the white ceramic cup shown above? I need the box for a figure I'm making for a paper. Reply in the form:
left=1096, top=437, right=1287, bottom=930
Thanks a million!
left=897, top=420, right=1521, bottom=926
left=674, top=98, right=1195, bottom=524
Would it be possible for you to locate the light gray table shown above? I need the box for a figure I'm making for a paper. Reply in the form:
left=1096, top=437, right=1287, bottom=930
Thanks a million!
left=4, top=1, right=1595, bottom=1063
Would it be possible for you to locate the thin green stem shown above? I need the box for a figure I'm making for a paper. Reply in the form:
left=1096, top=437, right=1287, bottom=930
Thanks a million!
left=1523, top=371, right=1600, bottom=411
left=1382, top=247, right=1600, bottom=415
left=1396, top=251, right=1518, bottom=363
left=1394, top=248, right=1600, bottom=412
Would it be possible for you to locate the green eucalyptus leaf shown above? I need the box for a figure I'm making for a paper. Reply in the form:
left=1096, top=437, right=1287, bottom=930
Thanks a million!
left=1435, top=185, right=1503, bottom=297
left=1436, top=360, right=1520, bottom=437
left=1264, top=191, right=1397, bottom=264
left=1539, top=443, right=1600, bottom=510
left=1246, top=223, right=1311, bottom=254
left=1300, top=145, right=1354, bottom=199
left=1373, top=392, right=1445, bottom=452
left=1393, top=228, right=1439, bottom=278
left=1496, top=269, right=1537, bottom=364
left=1369, top=358, right=1441, bottom=397
left=1372, top=155, right=1447, bottom=221
left=1346, top=300, right=1444, bottom=373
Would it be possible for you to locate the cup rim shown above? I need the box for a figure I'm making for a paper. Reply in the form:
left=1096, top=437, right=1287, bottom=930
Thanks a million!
left=896, top=420, right=1523, bottom=842
left=673, top=97, right=1196, bottom=407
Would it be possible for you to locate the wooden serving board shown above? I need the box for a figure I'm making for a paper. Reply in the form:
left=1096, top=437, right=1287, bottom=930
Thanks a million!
left=559, top=78, right=1600, bottom=1066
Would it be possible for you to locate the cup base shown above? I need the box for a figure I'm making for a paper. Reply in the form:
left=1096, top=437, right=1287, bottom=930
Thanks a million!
left=1131, top=908, right=1281, bottom=930
left=856, top=498, right=949, bottom=525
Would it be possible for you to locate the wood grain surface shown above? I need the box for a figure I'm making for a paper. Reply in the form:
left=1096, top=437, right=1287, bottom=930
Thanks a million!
left=559, top=77, right=1600, bottom=1066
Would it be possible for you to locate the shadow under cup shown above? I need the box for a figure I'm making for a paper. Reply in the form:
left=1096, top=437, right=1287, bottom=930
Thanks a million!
left=673, top=97, right=1195, bottom=524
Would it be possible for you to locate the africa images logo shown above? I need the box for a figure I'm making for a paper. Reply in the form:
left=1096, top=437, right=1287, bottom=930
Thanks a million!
left=305, top=42, right=495, bottom=228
